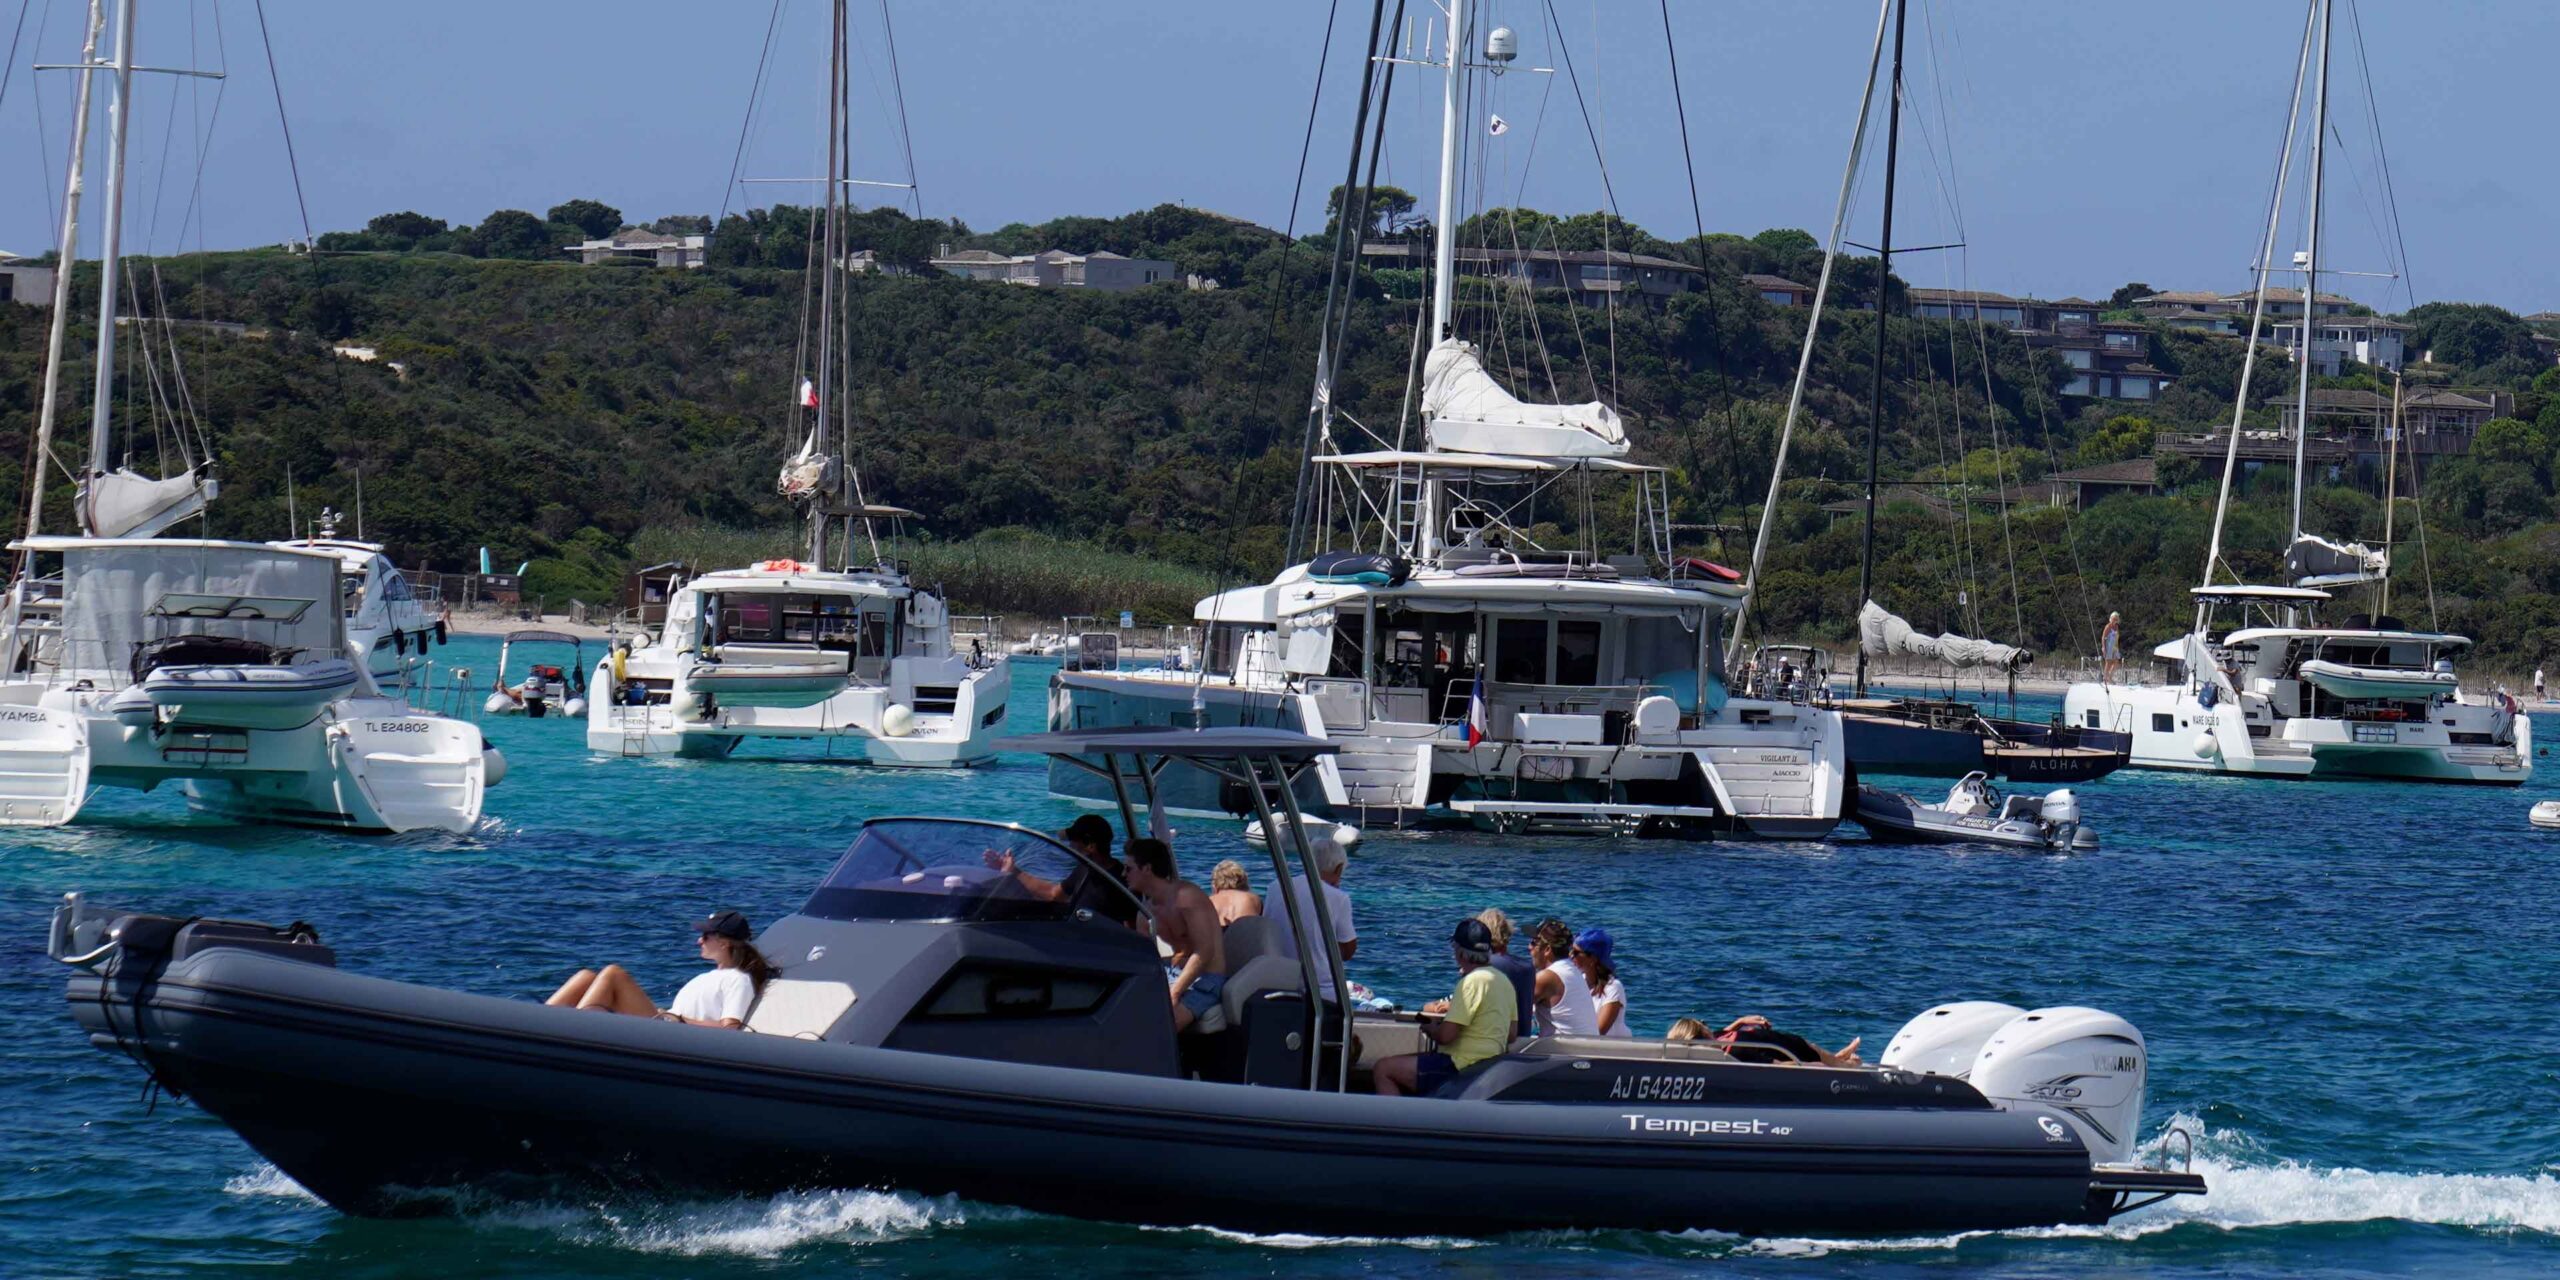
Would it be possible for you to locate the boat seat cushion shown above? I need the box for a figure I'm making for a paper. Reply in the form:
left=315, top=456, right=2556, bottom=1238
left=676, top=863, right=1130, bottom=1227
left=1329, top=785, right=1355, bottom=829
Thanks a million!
left=744, top=978, right=857, bottom=1039
left=1223, top=916, right=1282, bottom=972
left=1220, top=953, right=1306, bottom=1025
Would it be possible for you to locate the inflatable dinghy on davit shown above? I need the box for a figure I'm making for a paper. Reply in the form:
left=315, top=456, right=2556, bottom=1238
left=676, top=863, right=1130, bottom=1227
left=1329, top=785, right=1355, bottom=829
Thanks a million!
left=50, top=729, right=2200, bottom=1237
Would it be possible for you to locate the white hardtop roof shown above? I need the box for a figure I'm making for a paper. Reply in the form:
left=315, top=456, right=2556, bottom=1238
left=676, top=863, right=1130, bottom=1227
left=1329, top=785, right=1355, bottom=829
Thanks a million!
left=15, top=535, right=342, bottom=565
left=686, top=561, right=910, bottom=593
left=2224, top=626, right=2473, bottom=648
left=2192, top=584, right=2331, bottom=602
left=1278, top=569, right=1718, bottom=616
left=1313, top=450, right=1662, bottom=475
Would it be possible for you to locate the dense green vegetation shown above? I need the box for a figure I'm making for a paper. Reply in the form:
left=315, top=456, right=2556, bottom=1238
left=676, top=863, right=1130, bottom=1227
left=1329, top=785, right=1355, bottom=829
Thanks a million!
left=7, top=199, right=2560, bottom=677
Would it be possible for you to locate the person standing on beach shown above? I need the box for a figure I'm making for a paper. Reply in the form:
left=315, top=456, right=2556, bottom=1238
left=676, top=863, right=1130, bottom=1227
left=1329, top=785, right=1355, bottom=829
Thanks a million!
left=2101, top=612, right=2123, bottom=686
left=2536, top=666, right=2546, bottom=703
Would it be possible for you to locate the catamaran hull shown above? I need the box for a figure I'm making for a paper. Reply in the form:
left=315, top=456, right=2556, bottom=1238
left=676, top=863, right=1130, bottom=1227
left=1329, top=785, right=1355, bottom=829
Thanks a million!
left=2063, top=681, right=2529, bottom=785
left=586, top=658, right=1009, bottom=768
left=67, top=949, right=2146, bottom=1237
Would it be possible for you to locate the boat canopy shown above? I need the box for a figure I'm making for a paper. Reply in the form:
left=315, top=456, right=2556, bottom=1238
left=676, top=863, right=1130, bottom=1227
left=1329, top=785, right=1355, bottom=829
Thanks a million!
left=41, top=539, right=346, bottom=676
left=1420, top=340, right=1630, bottom=460
left=1857, top=600, right=2028, bottom=671
left=2225, top=626, right=2473, bottom=650
left=502, top=629, right=582, bottom=646
left=1311, top=450, right=1664, bottom=477
left=2191, top=584, right=2332, bottom=603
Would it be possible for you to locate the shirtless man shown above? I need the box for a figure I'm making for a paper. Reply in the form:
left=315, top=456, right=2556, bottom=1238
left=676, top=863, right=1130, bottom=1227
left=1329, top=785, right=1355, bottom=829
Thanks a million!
left=1121, top=837, right=1228, bottom=1033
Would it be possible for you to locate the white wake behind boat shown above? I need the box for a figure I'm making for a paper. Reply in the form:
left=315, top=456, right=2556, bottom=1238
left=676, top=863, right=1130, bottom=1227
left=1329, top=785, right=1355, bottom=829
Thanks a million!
left=2297, top=658, right=2459, bottom=702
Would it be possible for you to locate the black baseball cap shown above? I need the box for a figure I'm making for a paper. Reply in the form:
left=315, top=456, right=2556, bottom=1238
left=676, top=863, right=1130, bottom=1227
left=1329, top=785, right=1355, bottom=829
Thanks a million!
left=1062, top=815, right=1114, bottom=847
left=1451, top=918, right=1494, bottom=955
left=695, top=910, right=752, bottom=942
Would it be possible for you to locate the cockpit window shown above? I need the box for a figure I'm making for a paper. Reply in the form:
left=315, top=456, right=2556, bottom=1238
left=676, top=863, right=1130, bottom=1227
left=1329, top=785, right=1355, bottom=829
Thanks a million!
left=802, top=819, right=1127, bottom=924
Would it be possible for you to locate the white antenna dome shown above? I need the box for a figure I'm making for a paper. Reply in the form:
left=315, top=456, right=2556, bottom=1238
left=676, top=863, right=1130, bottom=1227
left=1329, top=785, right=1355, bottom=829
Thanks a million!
left=1485, top=26, right=1518, bottom=63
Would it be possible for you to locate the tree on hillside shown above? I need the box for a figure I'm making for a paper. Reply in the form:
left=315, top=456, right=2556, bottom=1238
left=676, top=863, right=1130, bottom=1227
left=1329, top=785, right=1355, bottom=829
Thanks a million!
left=2406, top=302, right=2539, bottom=369
left=2075, top=414, right=2157, bottom=465
left=547, top=199, right=623, bottom=240
left=368, top=211, right=448, bottom=245
left=466, top=209, right=557, bottom=260
left=1325, top=184, right=1420, bottom=238
left=650, top=214, right=712, bottom=235
left=2108, top=281, right=2155, bottom=309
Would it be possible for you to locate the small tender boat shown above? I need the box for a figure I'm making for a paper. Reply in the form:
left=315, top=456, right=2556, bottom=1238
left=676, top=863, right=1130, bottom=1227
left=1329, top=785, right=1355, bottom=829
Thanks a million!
left=49, top=729, right=2199, bottom=1236
left=2530, top=800, right=2560, bottom=830
left=139, top=657, right=361, bottom=732
left=678, top=658, right=850, bottom=709
left=1855, top=772, right=2098, bottom=851
left=2297, top=658, right=2458, bottom=703
left=1241, top=815, right=1363, bottom=852
left=484, top=629, right=590, bottom=719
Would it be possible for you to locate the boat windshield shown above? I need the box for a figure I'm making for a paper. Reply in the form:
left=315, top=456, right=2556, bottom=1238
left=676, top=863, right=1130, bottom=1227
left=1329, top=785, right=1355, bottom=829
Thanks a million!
left=801, top=819, right=1120, bottom=924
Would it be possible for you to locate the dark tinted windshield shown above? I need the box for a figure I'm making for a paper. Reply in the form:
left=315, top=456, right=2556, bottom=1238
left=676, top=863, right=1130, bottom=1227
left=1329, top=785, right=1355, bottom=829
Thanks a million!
left=802, top=819, right=1124, bottom=924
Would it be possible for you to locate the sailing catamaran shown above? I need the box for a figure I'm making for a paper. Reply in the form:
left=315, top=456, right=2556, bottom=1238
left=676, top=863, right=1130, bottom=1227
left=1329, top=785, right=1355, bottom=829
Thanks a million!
left=585, top=0, right=1007, bottom=767
left=2061, top=0, right=2526, bottom=786
left=0, top=0, right=492, bottom=831
left=1045, top=9, right=1847, bottom=837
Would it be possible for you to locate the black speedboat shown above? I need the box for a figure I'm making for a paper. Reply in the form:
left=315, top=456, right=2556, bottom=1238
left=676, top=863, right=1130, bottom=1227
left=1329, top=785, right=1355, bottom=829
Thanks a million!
left=52, top=728, right=2200, bottom=1236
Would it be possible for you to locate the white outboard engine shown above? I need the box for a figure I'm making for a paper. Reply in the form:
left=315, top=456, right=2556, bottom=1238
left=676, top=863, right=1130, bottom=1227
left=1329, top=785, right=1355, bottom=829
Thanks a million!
left=1880, top=1001, right=2025, bottom=1077
left=1968, top=1006, right=2148, bottom=1165
left=2039, top=788, right=2081, bottom=844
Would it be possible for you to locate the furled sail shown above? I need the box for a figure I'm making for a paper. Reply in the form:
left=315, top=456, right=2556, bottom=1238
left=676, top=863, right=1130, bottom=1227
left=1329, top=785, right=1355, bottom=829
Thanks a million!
left=1420, top=340, right=1629, bottom=459
left=78, top=467, right=217, bottom=540
left=1857, top=600, right=2030, bottom=672
left=2284, top=533, right=2386, bottom=589
left=777, top=432, right=835, bottom=501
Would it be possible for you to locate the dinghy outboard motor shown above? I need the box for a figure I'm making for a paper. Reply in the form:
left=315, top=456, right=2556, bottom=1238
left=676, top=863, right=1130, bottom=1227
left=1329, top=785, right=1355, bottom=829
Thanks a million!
left=1883, top=1003, right=2148, bottom=1164
left=2039, top=789, right=2082, bottom=846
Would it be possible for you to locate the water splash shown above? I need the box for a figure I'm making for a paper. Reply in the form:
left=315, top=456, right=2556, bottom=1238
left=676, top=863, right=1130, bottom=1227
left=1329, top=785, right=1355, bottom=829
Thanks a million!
left=222, top=1164, right=319, bottom=1203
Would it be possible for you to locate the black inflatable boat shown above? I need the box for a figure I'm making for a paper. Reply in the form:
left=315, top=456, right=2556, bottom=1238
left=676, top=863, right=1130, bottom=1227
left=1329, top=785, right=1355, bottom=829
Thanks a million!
left=52, top=729, right=2202, bottom=1236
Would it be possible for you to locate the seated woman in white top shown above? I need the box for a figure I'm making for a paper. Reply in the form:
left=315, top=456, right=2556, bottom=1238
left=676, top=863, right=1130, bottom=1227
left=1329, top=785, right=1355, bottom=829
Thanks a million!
left=1528, top=919, right=1597, bottom=1036
left=546, top=910, right=777, bottom=1029
left=1572, top=927, right=1634, bottom=1038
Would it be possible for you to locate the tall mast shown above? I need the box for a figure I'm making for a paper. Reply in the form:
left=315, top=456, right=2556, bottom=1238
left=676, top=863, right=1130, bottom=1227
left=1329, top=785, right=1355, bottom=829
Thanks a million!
left=808, top=0, right=847, bottom=567
left=22, top=0, right=108, bottom=554
left=1853, top=0, right=1907, bottom=701
left=79, top=0, right=140, bottom=531
left=2380, top=372, right=2400, bottom=618
left=1426, top=0, right=1465, bottom=346
left=2290, top=0, right=2331, bottom=548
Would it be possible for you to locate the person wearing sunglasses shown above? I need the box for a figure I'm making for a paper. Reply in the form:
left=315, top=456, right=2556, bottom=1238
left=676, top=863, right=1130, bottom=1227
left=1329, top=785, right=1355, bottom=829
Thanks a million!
left=1527, top=918, right=1596, bottom=1037
left=545, top=910, right=777, bottom=1030
left=1571, top=927, right=1633, bottom=1039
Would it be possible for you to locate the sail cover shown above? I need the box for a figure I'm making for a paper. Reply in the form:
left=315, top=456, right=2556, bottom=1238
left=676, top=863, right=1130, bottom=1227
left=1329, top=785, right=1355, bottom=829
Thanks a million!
left=79, top=467, right=216, bottom=540
left=2284, top=533, right=2387, bottom=589
left=1857, top=600, right=2030, bottom=672
left=1421, top=340, right=1629, bottom=460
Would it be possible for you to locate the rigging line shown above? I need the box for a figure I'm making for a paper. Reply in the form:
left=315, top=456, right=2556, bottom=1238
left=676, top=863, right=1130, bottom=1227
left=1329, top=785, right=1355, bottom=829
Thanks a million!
left=1658, top=0, right=1745, bottom=522
left=0, top=0, right=32, bottom=125
left=249, top=0, right=312, bottom=249
left=27, top=0, right=59, bottom=253
left=875, top=0, right=921, bottom=217
left=2344, top=0, right=2414, bottom=308
left=717, top=0, right=790, bottom=226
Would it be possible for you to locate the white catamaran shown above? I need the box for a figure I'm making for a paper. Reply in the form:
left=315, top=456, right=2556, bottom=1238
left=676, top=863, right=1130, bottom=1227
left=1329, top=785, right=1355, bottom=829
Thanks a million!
left=2062, top=0, right=2527, bottom=786
left=0, top=0, right=491, bottom=831
left=584, top=1, right=1007, bottom=767
left=1045, top=11, right=1846, bottom=837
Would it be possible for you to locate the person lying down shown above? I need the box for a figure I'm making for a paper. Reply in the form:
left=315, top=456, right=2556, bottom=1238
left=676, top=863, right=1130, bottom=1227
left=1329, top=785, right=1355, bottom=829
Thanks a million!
left=1667, top=1015, right=1861, bottom=1066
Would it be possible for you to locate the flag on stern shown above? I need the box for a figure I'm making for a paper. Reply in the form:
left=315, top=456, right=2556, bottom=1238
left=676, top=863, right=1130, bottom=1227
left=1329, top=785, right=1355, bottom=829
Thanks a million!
left=1464, top=668, right=1488, bottom=748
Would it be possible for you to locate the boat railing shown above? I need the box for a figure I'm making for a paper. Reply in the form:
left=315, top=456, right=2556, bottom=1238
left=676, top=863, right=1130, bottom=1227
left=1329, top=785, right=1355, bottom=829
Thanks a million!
left=1431, top=680, right=1676, bottom=738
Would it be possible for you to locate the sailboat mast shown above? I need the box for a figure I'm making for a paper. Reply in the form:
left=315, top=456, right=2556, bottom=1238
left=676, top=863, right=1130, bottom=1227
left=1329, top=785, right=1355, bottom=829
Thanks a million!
left=1853, top=0, right=1907, bottom=701
left=2380, top=372, right=2400, bottom=618
left=808, top=0, right=848, bottom=567
left=80, top=0, right=140, bottom=529
left=1427, top=1, right=1465, bottom=345
left=2291, top=0, right=2331, bottom=549
left=22, top=0, right=108, bottom=553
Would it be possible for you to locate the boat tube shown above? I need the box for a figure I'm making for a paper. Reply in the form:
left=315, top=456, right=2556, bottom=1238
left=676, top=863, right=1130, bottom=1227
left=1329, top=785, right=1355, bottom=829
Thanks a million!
left=1307, top=550, right=1412, bottom=588
left=49, top=729, right=2198, bottom=1236
left=680, top=659, right=850, bottom=709
left=2297, top=659, right=2458, bottom=703
left=2531, top=800, right=2560, bottom=830
left=1854, top=772, right=2098, bottom=852
left=138, top=658, right=361, bottom=731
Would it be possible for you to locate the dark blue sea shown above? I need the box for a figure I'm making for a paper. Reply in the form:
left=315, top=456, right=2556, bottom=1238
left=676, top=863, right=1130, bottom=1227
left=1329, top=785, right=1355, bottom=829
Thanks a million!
left=8, top=639, right=2557, bottom=1277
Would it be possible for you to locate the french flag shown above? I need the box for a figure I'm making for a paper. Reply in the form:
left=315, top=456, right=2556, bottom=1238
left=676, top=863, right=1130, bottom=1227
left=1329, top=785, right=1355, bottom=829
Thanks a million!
left=1464, top=668, right=1488, bottom=748
left=799, top=378, right=819, bottom=409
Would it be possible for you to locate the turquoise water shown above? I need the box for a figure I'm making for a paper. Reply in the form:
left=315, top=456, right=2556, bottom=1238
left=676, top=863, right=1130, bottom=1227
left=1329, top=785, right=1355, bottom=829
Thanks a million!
left=9, top=637, right=2559, bottom=1277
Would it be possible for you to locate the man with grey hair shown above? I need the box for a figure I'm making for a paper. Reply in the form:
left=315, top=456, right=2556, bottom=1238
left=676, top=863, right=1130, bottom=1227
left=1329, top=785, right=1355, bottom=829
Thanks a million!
left=1262, top=832, right=1358, bottom=1003
left=1371, top=918, right=1517, bottom=1096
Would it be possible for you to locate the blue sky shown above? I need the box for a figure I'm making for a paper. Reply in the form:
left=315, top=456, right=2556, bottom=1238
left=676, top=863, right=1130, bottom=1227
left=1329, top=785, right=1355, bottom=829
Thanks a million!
left=3, top=0, right=2552, bottom=311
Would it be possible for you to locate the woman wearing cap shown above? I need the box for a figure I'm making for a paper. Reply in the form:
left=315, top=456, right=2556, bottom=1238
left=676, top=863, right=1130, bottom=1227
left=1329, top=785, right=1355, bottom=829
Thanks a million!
left=545, top=911, right=779, bottom=1030
left=1572, top=927, right=1633, bottom=1039
left=1528, top=918, right=1596, bottom=1037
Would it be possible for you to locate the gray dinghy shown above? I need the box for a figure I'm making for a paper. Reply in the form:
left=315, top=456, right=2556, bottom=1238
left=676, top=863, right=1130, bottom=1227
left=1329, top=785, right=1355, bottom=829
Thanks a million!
left=53, top=729, right=2192, bottom=1236
left=1856, top=772, right=2100, bottom=851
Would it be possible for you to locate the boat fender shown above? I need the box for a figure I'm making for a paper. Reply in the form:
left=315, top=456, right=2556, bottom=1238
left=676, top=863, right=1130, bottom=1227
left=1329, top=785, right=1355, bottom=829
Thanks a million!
left=881, top=703, right=916, bottom=737
left=435, top=620, right=449, bottom=645
left=1969, top=1007, right=2147, bottom=1165
left=1878, top=1001, right=2025, bottom=1078
left=2192, top=731, right=2219, bottom=760
left=481, top=738, right=508, bottom=787
left=672, top=689, right=704, bottom=720
left=393, top=630, right=408, bottom=655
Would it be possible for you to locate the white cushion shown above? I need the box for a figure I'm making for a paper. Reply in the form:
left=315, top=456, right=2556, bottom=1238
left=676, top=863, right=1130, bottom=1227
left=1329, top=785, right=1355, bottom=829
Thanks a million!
left=744, top=978, right=857, bottom=1039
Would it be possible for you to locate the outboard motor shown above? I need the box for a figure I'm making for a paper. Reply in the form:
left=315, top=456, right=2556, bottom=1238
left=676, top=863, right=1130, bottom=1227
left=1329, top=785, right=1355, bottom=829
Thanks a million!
left=2039, top=789, right=2081, bottom=845
left=1967, top=1006, right=2148, bottom=1165
left=1879, top=1001, right=2025, bottom=1077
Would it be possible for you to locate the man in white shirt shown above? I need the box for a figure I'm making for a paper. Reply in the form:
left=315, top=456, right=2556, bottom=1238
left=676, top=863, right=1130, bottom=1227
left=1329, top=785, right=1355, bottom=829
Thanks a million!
left=1262, top=833, right=1357, bottom=1002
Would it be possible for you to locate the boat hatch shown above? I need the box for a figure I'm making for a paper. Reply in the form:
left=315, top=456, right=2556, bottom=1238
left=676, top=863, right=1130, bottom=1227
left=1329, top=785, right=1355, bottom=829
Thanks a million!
left=147, top=594, right=317, bottom=622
